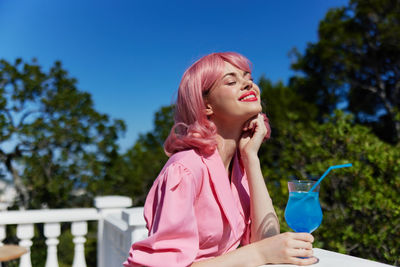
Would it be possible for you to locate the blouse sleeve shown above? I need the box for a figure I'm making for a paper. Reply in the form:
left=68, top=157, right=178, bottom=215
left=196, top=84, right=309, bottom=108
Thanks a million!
left=123, top=162, right=199, bottom=267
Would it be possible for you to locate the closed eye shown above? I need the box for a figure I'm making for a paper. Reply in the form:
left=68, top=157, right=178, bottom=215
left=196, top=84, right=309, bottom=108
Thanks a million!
left=244, top=72, right=253, bottom=81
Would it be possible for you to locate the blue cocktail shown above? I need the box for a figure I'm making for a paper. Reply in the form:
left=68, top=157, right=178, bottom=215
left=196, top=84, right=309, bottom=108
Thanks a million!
left=284, top=180, right=322, bottom=233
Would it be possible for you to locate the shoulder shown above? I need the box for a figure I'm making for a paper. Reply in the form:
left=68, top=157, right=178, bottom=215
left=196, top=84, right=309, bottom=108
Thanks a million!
left=166, top=149, right=207, bottom=174
left=160, top=149, right=209, bottom=190
left=168, top=149, right=203, bottom=162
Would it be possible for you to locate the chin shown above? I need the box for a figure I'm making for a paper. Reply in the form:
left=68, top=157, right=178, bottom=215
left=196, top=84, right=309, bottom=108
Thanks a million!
left=251, top=106, right=263, bottom=116
left=244, top=110, right=262, bottom=120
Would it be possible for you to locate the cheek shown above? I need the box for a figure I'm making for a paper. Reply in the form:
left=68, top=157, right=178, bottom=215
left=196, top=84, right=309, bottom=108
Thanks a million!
left=212, top=90, right=236, bottom=106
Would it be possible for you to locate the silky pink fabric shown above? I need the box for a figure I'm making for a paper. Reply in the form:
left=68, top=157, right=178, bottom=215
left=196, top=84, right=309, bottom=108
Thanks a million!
left=123, top=149, right=251, bottom=267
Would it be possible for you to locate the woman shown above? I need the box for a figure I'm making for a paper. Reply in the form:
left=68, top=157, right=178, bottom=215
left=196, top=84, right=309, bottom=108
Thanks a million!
left=124, top=52, right=317, bottom=266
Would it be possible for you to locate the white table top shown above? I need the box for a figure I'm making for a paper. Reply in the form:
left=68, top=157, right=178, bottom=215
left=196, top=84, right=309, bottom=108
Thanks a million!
left=260, top=248, right=394, bottom=267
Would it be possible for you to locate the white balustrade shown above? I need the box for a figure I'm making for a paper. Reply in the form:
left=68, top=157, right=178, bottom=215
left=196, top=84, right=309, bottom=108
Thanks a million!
left=0, top=195, right=133, bottom=267
left=17, top=224, right=34, bottom=267
left=94, top=195, right=132, bottom=267
left=100, top=207, right=148, bottom=267
left=72, top=221, right=87, bottom=267
left=122, top=207, right=148, bottom=244
left=44, top=222, right=61, bottom=267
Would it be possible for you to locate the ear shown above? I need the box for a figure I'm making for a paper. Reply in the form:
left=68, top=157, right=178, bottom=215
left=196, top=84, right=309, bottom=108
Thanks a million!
left=204, top=103, right=214, bottom=116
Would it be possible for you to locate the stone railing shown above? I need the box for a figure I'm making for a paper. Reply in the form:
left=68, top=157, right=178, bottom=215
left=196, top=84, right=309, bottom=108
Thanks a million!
left=0, top=196, right=135, bottom=267
left=100, top=207, right=147, bottom=267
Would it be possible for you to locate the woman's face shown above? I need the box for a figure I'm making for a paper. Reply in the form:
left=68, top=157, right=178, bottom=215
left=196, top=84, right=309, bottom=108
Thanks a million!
left=204, top=62, right=262, bottom=124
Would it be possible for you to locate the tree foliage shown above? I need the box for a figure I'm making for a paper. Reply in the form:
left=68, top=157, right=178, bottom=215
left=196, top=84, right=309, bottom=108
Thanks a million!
left=285, top=1, right=400, bottom=262
left=103, top=106, right=173, bottom=206
left=290, top=0, right=400, bottom=144
left=259, top=79, right=399, bottom=265
left=0, top=58, right=125, bottom=208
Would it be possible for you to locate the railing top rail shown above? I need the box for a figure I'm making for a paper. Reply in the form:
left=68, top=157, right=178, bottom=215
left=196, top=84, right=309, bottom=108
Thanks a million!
left=0, top=208, right=101, bottom=225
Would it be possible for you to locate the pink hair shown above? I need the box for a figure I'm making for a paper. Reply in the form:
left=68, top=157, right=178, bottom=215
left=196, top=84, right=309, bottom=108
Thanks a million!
left=164, top=52, right=270, bottom=156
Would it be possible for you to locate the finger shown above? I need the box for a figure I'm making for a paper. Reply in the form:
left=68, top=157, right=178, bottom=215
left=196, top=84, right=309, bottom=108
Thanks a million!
left=242, top=121, right=250, bottom=131
left=287, top=239, right=313, bottom=250
left=290, top=256, right=319, bottom=266
left=249, top=120, right=257, bottom=131
left=248, top=115, right=265, bottom=131
left=256, top=114, right=267, bottom=130
left=292, top=233, right=314, bottom=243
left=288, top=247, right=314, bottom=258
left=243, top=118, right=256, bottom=131
left=243, top=121, right=257, bottom=134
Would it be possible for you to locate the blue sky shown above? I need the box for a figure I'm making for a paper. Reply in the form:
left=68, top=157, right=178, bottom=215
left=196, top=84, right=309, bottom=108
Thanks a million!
left=0, top=0, right=349, bottom=151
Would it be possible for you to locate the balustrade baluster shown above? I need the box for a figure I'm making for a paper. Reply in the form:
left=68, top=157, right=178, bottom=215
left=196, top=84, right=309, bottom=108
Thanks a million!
left=44, top=222, right=60, bottom=267
left=71, top=221, right=87, bottom=267
left=17, top=224, right=34, bottom=267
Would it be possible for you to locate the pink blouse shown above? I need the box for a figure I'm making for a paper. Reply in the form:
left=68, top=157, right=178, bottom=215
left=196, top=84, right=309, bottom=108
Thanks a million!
left=123, top=149, right=251, bottom=267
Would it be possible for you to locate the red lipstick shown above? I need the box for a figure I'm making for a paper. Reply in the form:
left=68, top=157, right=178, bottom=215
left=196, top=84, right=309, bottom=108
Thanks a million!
left=239, top=91, right=258, bottom=102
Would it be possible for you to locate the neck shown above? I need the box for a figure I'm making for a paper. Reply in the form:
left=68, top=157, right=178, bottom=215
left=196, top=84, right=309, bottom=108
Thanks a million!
left=214, top=120, right=243, bottom=173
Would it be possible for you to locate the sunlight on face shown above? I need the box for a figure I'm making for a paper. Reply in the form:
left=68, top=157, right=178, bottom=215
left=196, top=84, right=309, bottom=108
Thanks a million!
left=205, top=62, right=262, bottom=125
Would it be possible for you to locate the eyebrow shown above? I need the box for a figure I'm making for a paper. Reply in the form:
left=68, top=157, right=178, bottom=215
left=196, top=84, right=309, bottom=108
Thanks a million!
left=222, top=71, right=250, bottom=79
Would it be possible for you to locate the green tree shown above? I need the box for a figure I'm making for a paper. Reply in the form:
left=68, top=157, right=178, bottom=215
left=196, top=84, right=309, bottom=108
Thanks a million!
left=258, top=77, right=318, bottom=177
left=262, top=110, right=399, bottom=265
left=290, top=0, right=400, bottom=144
left=0, top=58, right=125, bottom=209
left=259, top=79, right=399, bottom=264
left=104, top=105, right=174, bottom=206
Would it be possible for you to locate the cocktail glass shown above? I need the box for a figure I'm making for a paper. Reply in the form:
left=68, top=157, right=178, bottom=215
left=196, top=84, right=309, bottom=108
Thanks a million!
left=284, top=180, right=322, bottom=233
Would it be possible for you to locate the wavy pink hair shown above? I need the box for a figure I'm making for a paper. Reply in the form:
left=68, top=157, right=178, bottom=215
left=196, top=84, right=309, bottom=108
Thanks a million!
left=164, top=52, right=270, bottom=156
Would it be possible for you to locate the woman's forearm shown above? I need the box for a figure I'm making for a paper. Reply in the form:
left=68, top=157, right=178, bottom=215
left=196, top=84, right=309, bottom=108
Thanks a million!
left=191, top=232, right=317, bottom=267
left=191, top=242, right=262, bottom=267
left=241, top=153, right=280, bottom=242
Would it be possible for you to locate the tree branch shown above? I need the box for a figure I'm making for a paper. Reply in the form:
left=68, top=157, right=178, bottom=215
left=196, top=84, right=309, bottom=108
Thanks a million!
left=350, top=80, right=378, bottom=94
left=4, top=154, right=30, bottom=209
left=18, top=109, right=42, bottom=128
left=0, top=148, right=7, bottom=162
left=3, top=108, right=15, bottom=128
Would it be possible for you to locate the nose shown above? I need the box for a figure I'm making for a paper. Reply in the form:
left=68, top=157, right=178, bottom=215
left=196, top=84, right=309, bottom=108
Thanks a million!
left=242, top=78, right=253, bottom=90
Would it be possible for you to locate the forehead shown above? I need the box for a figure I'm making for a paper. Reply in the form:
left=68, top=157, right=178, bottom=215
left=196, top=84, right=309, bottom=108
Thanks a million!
left=222, top=62, right=244, bottom=74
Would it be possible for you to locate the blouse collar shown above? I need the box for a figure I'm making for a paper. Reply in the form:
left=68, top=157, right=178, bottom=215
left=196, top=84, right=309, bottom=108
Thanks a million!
left=201, top=149, right=247, bottom=239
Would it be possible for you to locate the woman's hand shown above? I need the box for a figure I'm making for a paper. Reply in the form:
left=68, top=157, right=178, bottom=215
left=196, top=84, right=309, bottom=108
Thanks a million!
left=239, top=113, right=267, bottom=159
left=253, top=232, right=318, bottom=266
left=191, top=232, right=316, bottom=267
